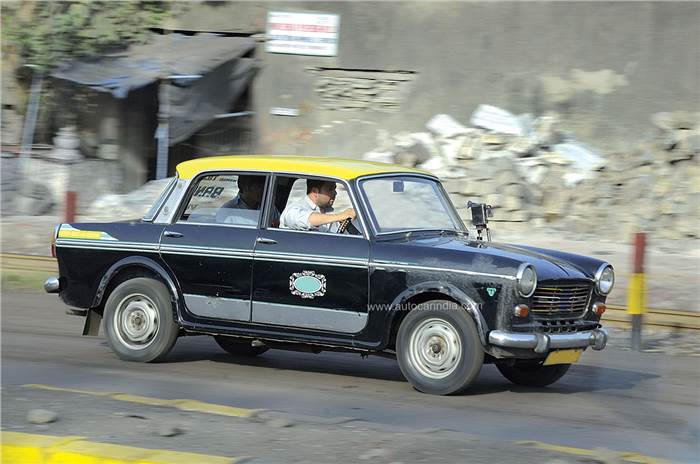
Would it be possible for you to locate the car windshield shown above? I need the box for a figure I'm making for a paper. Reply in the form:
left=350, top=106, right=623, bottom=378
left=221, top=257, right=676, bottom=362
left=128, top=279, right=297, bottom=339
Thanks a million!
left=359, top=176, right=464, bottom=234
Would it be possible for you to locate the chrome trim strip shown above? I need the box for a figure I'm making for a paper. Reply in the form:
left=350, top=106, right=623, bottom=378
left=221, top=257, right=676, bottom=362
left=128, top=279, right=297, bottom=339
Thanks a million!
left=56, top=239, right=157, bottom=247
left=175, top=221, right=259, bottom=229
left=256, top=250, right=367, bottom=264
left=268, top=226, right=366, bottom=239
left=56, top=240, right=159, bottom=252
left=161, top=244, right=252, bottom=256
left=184, top=294, right=250, bottom=321
left=371, top=261, right=516, bottom=280
left=488, top=328, right=608, bottom=353
left=160, top=249, right=253, bottom=260
left=161, top=245, right=366, bottom=267
left=254, top=254, right=367, bottom=268
left=252, top=301, right=368, bottom=333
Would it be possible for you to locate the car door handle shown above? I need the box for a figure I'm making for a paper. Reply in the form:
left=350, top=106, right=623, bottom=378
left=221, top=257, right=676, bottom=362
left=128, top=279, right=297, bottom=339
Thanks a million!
left=256, top=237, right=277, bottom=245
left=163, top=231, right=183, bottom=238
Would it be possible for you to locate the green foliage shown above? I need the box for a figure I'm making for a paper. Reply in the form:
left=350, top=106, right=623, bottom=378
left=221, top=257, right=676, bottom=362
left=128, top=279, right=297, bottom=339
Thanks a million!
left=2, top=1, right=171, bottom=71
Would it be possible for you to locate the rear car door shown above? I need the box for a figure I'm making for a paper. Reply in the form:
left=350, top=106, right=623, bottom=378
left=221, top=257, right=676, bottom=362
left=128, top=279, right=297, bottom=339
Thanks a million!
left=160, top=172, right=267, bottom=322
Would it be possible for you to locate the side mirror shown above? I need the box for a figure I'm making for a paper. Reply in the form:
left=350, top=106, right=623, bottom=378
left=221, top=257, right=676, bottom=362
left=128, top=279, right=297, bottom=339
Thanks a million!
left=467, top=201, right=493, bottom=241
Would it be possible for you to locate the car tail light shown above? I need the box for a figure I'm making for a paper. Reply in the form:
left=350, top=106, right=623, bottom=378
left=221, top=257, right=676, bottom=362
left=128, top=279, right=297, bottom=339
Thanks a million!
left=513, top=304, right=529, bottom=317
left=51, top=224, right=60, bottom=258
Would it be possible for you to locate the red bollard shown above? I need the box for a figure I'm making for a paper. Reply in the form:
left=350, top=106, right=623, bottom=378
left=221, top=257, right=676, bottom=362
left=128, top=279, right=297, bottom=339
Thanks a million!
left=65, top=191, right=77, bottom=224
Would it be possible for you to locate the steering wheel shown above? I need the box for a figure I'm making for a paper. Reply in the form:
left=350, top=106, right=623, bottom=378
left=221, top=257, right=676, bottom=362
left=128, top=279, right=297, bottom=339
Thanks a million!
left=337, top=218, right=352, bottom=234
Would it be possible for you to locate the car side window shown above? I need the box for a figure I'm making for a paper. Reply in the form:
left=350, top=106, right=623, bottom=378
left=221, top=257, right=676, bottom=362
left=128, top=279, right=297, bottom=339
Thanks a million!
left=179, top=173, right=266, bottom=226
left=271, top=176, right=359, bottom=235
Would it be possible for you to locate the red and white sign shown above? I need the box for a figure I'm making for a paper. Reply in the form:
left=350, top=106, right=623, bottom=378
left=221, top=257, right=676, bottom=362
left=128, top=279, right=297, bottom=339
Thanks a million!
left=266, top=12, right=340, bottom=56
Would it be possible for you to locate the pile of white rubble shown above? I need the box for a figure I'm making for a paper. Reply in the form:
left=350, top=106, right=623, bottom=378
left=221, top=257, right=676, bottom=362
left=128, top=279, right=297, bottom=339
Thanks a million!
left=363, top=105, right=700, bottom=241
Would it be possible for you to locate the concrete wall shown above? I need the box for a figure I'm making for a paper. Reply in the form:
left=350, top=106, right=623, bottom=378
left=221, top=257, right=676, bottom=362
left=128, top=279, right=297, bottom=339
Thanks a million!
left=173, top=1, right=700, bottom=157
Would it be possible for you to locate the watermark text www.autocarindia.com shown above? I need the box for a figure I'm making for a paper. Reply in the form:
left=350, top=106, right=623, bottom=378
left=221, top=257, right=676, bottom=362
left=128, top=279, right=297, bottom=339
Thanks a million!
left=367, top=302, right=462, bottom=312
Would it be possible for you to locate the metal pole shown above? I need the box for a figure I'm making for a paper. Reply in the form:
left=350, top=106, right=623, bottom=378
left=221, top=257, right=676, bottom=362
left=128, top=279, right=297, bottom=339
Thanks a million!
left=155, top=78, right=170, bottom=180
left=19, top=69, right=44, bottom=178
left=627, top=232, right=647, bottom=351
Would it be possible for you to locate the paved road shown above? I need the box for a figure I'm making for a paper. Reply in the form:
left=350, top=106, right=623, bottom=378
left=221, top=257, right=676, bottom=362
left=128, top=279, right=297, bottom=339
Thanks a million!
left=2, top=292, right=698, bottom=463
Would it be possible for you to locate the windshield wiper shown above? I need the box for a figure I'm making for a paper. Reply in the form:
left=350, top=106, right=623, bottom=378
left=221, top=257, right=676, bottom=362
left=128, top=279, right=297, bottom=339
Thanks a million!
left=438, top=229, right=469, bottom=237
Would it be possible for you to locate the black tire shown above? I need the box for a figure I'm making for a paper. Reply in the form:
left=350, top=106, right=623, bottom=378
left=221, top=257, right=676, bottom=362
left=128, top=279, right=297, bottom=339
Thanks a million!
left=396, top=300, right=484, bottom=395
left=496, top=361, right=571, bottom=387
left=103, top=277, right=178, bottom=363
left=214, top=336, right=269, bottom=357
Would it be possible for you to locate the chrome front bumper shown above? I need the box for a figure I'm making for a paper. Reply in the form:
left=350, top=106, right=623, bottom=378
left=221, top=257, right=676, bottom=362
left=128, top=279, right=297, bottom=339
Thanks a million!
left=488, top=328, right=608, bottom=354
left=44, top=276, right=60, bottom=293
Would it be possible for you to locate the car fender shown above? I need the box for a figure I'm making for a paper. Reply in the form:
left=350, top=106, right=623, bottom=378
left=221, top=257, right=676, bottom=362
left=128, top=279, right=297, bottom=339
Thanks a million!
left=388, top=281, right=489, bottom=347
left=91, top=256, right=182, bottom=320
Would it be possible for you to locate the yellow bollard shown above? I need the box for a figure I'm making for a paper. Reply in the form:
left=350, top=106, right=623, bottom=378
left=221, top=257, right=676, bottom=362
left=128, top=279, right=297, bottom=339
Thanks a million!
left=627, top=232, right=646, bottom=350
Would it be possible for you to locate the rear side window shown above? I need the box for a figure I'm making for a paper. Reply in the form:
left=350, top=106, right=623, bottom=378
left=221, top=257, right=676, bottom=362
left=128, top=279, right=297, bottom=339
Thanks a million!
left=143, top=177, right=177, bottom=222
left=179, top=173, right=266, bottom=226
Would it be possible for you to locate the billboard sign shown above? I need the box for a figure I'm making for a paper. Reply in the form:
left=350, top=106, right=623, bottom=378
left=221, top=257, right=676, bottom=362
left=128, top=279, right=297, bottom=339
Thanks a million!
left=266, top=12, right=340, bottom=56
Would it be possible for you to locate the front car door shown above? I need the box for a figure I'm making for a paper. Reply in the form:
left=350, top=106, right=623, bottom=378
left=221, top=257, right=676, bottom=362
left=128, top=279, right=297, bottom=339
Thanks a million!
left=251, top=175, right=370, bottom=333
left=160, top=172, right=268, bottom=322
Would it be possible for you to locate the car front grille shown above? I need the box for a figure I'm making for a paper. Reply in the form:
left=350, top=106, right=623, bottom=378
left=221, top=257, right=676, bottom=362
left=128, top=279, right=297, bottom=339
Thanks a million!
left=530, top=284, right=592, bottom=319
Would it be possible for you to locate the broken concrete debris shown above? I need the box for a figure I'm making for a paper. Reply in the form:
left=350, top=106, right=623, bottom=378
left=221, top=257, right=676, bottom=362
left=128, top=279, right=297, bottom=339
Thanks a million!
left=363, top=106, right=700, bottom=240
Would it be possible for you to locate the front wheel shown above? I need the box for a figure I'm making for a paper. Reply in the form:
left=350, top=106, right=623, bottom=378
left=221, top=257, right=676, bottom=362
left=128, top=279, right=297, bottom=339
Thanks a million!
left=496, top=361, right=571, bottom=387
left=396, top=300, right=484, bottom=395
left=103, top=277, right=179, bottom=363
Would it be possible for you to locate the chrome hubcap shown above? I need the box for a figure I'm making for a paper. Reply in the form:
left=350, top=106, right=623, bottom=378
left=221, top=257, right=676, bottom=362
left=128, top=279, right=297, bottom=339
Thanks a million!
left=114, top=294, right=159, bottom=350
left=408, top=318, right=462, bottom=379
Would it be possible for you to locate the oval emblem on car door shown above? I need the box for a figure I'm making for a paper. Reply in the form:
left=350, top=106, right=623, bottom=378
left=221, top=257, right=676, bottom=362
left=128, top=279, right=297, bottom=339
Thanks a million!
left=289, top=271, right=327, bottom=299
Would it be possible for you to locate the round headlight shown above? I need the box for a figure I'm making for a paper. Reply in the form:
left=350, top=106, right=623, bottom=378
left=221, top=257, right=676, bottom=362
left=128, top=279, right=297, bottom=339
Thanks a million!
left=516, top=263, right=537, bottom=298
left=595, top=264, right=615, bottom=295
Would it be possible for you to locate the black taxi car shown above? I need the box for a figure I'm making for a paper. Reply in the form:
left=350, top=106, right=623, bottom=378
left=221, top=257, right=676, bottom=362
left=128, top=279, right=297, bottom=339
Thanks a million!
left=46, top=155, right=613, bottom=395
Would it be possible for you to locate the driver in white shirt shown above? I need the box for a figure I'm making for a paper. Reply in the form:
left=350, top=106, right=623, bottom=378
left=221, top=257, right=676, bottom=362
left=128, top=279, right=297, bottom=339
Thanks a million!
left=280, top=179, right=355, bottom=233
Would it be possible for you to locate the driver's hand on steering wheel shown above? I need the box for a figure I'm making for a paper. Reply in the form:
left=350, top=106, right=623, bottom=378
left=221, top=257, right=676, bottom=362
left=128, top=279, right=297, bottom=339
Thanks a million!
left=341, top=208, right=356, bottom=221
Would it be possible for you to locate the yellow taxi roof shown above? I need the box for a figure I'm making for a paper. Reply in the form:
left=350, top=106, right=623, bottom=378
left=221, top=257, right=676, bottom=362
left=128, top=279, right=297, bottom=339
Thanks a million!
left=175, top=155, right=434, bottom=181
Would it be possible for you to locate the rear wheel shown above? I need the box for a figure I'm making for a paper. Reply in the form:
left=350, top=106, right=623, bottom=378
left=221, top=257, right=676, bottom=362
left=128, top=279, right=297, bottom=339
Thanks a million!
left=214, top=336, right=269, bottom=357
left=497, top=361, right=571, bottom=387
left=396, top=300, right=484, bottom=395
left=103, top=277, right=178, bottom=363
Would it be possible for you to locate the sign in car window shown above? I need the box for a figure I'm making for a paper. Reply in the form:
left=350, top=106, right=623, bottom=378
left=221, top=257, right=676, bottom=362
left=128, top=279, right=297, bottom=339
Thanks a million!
left=266, top=11, right=340, bottom=56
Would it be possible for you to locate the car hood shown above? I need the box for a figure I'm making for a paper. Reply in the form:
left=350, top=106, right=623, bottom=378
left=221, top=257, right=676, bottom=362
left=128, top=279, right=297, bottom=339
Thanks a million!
left=378, top=234, right=604, bottom=282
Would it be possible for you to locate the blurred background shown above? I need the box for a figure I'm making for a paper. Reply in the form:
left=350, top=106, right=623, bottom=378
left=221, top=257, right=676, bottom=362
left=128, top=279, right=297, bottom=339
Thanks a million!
left=1, top=4, right=699, bottom=463
left=1, top=0, right=699, bottom=310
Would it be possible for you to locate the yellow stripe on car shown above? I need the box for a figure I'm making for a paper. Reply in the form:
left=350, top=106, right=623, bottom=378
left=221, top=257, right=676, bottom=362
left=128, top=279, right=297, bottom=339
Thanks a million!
left=176, top=155, right=432, bottom=180
left=57, top=229, right=104, bottom=240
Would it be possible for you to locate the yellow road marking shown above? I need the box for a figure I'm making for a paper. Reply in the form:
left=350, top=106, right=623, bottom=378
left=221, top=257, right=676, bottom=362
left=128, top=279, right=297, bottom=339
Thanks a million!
left=24, top=384, right=116, bottom=397
left=23, top=384, right=260, bottom=418
left=515, top=440, right=675, bottom=464
left=171, top=399, right=257, bottom=418
left=0, top=431, right=245, bottom=464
